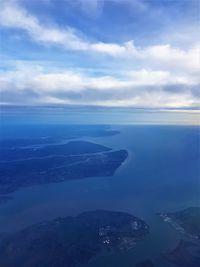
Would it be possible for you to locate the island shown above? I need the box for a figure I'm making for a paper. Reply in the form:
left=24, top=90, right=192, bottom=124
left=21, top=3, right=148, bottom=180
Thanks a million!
left=0, top=141, right=128, bottom=195
left=134, top=260, right=156, bottom=267
left=164, top=240, right=200, bottom=267
left=0, top=125, right=119, bottom=155
left=0, top=210, right=149, bottom=267
left=159, top=207, right=200, bottom=239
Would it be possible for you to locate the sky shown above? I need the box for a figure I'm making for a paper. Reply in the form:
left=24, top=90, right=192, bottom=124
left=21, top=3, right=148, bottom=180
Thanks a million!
left=0, top=0, right=200, bottom=110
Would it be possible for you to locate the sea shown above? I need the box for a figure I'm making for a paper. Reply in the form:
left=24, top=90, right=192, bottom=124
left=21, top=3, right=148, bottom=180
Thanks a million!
left=0, top=107, right=199, bottom=267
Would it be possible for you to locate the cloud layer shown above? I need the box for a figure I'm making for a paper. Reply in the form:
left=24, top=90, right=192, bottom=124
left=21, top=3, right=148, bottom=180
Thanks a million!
left=0, top=0, right=199, bottom=108
left=0, top=62, right=199, bottom=108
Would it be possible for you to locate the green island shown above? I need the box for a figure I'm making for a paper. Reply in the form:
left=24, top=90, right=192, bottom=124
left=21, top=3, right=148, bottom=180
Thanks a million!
left=0, top=210, right=149, bottom=267
left=0, top=141, right=128, bottom=195
left=134, top=260, right=156, bottom=267
left=164, top=239, right=200, bottom=267
left=159, top=207, right=200, bottom=239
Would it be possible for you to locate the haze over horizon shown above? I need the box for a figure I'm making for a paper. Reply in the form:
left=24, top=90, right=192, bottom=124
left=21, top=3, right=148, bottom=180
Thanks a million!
left=0, top=2, right=200, bottom=266
left=0, top=0, right=200, bottom=124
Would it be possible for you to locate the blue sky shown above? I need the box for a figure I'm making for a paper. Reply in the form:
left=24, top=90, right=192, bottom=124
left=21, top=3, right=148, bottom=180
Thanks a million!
left=0, top=0, right=199, bottom=109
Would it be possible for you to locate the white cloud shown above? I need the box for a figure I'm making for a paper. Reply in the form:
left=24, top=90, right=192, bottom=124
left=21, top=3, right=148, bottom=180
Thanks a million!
left=0, top=1, right=199, bottom=109
left=0, top=1, right=199, bottom=73
left=0, top=62, right=199, bottom=108
left=69, top=0, right=147, bottom=19
left=90, top=91, right=196, bottom=108
left=0, top=1, right=131, bottom=53
left=0, top=1, right=89, bottom=50
left=77, top=0, right=104, bottom=18
left=143, top=44, right=200, bottom=73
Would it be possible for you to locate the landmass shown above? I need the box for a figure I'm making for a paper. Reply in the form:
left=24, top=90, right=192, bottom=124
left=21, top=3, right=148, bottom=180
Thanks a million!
left=0, top=141, right=128, bottom=195
left=159, top=207, right=200, bottom=239
left=159, top=207, right=200, bottom=266
left=0, top=125, right=119, bottom=152
left=164, top=239, right=200, bottom=267
left=0, top=140, right=112, bottom=161
left=0, top=210, right=149, bottom=267
left=134, top=260, right=156, bottom=267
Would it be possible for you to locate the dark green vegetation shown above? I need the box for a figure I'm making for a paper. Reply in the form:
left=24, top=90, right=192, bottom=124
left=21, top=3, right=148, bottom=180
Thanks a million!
left=0, top=210, right=149, bottom=267
left=0, top=141, right=128, bottom=195
left=167, top=207, right=200, bottom=238
left=164, top=240, right=200, bottom=267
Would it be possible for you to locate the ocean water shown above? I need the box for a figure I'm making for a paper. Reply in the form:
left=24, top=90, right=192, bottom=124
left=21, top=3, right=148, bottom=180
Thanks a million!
left=0, top=124, right=199, bottom=266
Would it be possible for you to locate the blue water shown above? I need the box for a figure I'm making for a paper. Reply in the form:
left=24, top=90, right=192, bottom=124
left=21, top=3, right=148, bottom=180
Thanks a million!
left=0, top=124, right=199, bottom=266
